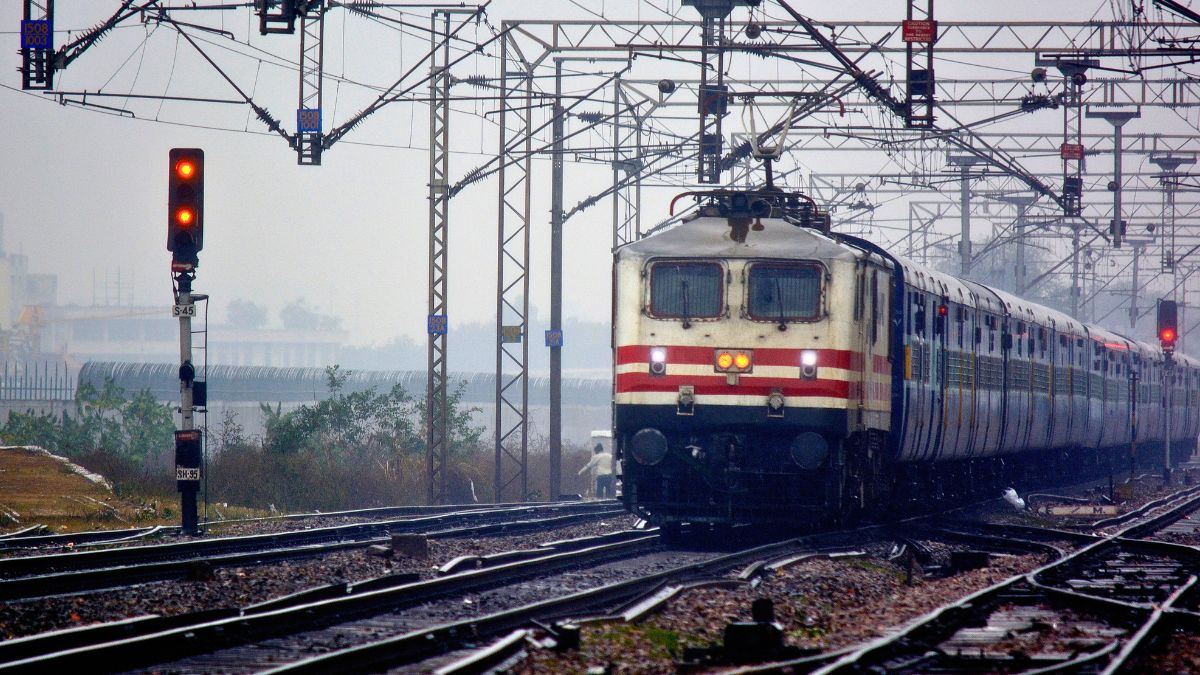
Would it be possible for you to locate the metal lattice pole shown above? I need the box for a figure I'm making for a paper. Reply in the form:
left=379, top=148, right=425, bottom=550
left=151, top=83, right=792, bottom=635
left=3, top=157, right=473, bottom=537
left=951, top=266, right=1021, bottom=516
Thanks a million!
left=426, top=11, right=451, bottom=505
left=296, top=1, right=324, bottom=165
left=20, top=0, right=54, bottom=90
left=495, top=30, right=531, bottom=503
left=612, top=77, right=644, bottom=250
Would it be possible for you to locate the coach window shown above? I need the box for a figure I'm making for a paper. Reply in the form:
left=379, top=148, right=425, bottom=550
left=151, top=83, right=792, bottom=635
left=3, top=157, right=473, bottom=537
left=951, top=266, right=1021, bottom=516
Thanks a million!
left=648, top=261, right=724, bottom=321
left=746, top=262, right=822, bottom=324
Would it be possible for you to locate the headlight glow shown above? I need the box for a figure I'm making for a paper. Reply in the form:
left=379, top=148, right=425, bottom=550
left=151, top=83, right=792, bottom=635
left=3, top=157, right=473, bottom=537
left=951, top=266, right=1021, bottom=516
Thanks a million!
left=801, top=350, right=818, bottom=367
left=734, top=352, right=752, bottom=370
left=650, top=347, right=667, bottom=364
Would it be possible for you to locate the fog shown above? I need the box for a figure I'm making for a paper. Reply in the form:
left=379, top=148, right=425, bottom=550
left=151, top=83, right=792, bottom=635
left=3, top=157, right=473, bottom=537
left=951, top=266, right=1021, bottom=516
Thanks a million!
left=1, top=0, right=1192, bottom=357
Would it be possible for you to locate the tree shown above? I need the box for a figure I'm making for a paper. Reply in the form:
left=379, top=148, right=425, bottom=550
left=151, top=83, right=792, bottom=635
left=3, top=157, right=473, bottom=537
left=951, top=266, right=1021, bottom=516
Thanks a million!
left=227, top=299, right=268, bottom=330
left=0, top=378, right=174, bottom=465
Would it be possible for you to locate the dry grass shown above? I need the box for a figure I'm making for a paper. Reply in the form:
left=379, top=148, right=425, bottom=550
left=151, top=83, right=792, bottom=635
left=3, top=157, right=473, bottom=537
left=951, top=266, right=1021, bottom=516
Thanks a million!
left=0, top=447, right=179, bottom=532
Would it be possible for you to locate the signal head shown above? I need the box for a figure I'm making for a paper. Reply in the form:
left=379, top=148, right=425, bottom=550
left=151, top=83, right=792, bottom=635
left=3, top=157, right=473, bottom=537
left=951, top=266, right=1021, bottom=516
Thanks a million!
left=167, top=148, right=205, bottom=262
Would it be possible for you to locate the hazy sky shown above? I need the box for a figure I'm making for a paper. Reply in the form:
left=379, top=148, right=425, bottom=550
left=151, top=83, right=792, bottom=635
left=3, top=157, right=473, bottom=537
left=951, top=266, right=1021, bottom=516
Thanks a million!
left=0, top=0, right=1188, bottom=346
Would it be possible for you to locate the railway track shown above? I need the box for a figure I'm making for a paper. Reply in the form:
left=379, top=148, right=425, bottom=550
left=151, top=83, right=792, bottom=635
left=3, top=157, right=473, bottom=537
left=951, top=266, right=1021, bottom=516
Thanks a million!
left=0, top=499, right=583, bottom=552
left=0, top=526, right=667, bottom=672
left=728, top=487, right=1200, bottom=674
left=0, top=501, right=623, bottom=600
left=257, top=535, right=829, bottom=674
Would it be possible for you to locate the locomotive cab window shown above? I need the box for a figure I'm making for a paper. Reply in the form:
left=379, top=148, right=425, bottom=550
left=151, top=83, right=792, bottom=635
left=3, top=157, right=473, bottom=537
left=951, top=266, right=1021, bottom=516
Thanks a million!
left=746, top=262, right=822, bottom=322
left=648, top=261, right=724, bottom=320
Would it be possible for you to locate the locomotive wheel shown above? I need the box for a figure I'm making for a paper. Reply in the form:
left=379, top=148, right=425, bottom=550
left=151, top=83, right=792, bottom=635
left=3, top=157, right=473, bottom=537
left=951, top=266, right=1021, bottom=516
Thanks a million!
left=659, top=522, right=686, bottom=545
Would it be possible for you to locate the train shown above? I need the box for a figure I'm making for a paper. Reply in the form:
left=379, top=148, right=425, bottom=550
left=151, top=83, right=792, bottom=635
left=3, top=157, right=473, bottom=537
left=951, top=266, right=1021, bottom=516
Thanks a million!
left=612, top=188, right=1200, bottom=528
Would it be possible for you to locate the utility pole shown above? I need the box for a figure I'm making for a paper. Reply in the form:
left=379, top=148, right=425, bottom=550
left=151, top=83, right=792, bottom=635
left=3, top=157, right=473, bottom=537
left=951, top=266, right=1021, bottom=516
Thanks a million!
left=426, top=10, right=455, bottom=504
left=991, top=193, right=1037, bottom=295
left=1150, top=153, right=1195, bottom=274
left=1086, top=107, right=1140, bottom=249
left=1071, top=224, right=1082, bottom=318
left=683, top=0, right=759, bottom=183
left=549, top=58, right=565, bottom=502
left=948, top=154, right=983, bottom=277
left=1130, top=241, right=1142, bottom=329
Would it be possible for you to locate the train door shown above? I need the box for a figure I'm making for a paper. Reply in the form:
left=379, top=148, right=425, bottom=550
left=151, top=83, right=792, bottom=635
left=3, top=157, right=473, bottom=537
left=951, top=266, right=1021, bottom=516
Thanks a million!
left=998, top=316, right=1012, bottom=454
left=1037, top=326, right=1053, bottom=450
left=964, top=305, right=980, bottom=458
left=979, top=312, right=1000, bottom=456
left=1089, top=339, right=1105, bottom=449
left=1073, top=336, right=1089, bottom=450
left=907, top=289, right=934, bottom=462
left=854, top=264, right=869, bottom=430
left=1058, top=331, right=1075, bottom=449
left=927, top=292, right=947, bottom=461
left=1019, top=321, right=1036, bottom=452
left=943, top=302, right=963, bottom=459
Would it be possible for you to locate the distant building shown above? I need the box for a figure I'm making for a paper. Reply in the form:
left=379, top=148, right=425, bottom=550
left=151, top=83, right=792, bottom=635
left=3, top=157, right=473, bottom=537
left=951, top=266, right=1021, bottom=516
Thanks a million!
left=0, top=218, right=345, bottom=368
left=33, top=305, right=346, bottom=368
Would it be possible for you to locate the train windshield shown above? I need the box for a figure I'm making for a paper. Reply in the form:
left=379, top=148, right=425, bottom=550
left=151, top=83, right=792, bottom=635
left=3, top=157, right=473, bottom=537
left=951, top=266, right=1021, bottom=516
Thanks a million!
left=649, top=261, right=723, bottom=319
left=747, top=262, right=821, bottom=321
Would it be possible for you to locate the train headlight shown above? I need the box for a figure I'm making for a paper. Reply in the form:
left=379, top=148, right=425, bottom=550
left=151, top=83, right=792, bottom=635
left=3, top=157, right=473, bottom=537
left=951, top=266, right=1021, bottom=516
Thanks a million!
left=630, top=428, right=669, bottom=466
left=800, top=350, right=818, bottom=380
left=715, top=349, right=753, bottom=373
left=790, top=432, right=829, bottom=469
left=649, top=347, right=667, bottom=376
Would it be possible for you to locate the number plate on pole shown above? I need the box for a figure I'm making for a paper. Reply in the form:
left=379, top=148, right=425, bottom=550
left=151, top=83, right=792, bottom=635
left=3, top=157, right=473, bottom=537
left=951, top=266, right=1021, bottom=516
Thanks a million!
left=176, top=467, right=200, bottom=481
left=173, top=304, right=196, bottom=317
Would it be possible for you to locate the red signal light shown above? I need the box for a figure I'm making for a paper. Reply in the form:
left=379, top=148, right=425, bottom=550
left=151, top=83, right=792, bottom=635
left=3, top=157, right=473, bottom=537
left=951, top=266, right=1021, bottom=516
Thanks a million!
left=175, top=207, right=195, bottom=227
left=175, top=159, right=196, bottom=180
left=1161, top=328, right=1177, bottom=344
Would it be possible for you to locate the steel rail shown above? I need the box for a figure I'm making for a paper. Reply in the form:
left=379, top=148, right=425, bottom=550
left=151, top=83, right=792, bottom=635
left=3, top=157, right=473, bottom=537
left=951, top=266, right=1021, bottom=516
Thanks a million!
left=810, top=492, right=1200, bottom=674
left=0, top=507, right=626, bottom=601
left=0, top=502, right=618, bottom=577
left=260, top=536, right=815, bottom=674
left=0, top=532, right=664, bottom=673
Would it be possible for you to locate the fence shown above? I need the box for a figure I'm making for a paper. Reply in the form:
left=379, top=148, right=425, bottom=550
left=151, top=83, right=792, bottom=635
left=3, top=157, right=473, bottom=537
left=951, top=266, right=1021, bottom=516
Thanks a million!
left=0, top=361, right=77, bottom=401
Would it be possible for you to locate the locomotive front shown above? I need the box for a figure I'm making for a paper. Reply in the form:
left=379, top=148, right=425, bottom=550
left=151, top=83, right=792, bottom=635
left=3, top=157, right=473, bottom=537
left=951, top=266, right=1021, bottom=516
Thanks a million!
left=613, top=204, right=891, bottom=527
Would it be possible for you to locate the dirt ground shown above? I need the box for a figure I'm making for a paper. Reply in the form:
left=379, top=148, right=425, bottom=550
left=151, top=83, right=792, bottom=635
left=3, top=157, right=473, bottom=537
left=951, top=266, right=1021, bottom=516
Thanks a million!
left=0, top=446, right=171, bottom=532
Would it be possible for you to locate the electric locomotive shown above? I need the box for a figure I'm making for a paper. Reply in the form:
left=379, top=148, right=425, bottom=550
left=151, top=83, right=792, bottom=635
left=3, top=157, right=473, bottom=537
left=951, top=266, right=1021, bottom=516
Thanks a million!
left=613, top=188, right=1200, bottom=528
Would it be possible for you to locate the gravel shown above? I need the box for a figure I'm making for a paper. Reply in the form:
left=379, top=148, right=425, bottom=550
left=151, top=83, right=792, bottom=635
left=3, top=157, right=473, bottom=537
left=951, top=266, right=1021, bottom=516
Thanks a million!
left=1128, top=630, right=1200, bottom=673
left=518, top=548, right=1044, bottom=674
left=0, top=514, right=639, bottom=640
left=140, top=546, right=726, bottom=674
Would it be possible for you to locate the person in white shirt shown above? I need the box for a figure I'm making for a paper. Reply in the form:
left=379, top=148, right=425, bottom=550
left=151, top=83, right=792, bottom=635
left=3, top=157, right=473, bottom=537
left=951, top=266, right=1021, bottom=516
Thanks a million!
left=578, top=443, right=615, bottom=498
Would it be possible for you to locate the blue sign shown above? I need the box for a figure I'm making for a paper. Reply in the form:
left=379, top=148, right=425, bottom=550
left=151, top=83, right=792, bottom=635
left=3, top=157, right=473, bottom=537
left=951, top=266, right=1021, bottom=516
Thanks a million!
left=21, top=20, right=52, bottom=50
left=545, top=329, right=564, bottom=348
left=427, top=314, right=447, bottom=335
left=296, top=108, right=322, bottom=133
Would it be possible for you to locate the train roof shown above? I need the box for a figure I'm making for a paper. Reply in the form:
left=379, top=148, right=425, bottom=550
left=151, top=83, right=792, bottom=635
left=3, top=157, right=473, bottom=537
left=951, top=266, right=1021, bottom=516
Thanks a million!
left=622, top=211, right=1200, bottom=369
left=617, top=215, right=862, bottom=264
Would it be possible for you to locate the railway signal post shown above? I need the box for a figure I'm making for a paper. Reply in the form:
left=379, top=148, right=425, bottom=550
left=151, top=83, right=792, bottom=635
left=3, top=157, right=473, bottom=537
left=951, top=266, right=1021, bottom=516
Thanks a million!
left=1159, top=299, right=1178, bottom=484
left=168, top=148, right=206, bottom=535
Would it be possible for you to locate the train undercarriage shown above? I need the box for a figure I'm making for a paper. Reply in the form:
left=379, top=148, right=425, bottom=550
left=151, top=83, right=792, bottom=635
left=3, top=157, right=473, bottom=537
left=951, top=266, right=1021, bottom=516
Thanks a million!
left=620, top=416, right=1196, bottom=531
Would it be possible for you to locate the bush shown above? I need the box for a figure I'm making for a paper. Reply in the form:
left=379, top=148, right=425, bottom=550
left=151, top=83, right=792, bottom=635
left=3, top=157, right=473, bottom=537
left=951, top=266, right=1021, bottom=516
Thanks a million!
left=206, top=366, right=489, bottom=511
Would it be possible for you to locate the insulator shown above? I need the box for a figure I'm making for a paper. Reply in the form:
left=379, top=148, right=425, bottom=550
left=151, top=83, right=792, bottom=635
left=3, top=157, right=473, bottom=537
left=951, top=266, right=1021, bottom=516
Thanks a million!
left=576, top=111, right=605, bottom=125
left=343, top=1, right=379, bottom=17
left=460, top=74, right=492, bottom=89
